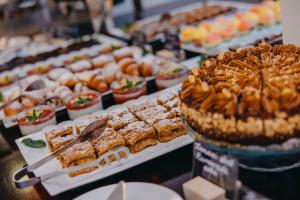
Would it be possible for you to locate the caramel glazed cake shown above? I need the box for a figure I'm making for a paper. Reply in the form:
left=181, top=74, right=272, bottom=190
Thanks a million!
left=180, top=43, right=300, bottom=145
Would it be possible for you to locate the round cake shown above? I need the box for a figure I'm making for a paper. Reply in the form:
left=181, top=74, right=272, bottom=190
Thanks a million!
left=180, top=43, right=300, bottom=145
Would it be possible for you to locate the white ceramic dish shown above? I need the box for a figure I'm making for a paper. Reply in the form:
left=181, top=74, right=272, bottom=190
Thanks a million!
left=74, top=182, right=183, bottom=200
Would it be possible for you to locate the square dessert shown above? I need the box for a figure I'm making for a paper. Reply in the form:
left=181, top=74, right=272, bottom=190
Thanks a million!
left=59, top=141, right=97, bottom=177
left=135, top=105, right=168, bottom=121
left=107, top=112, right=138, bottom=130
left=163, top=98, right=179, bottom=110
left=153, top=118, right=186, bottom=142
left=145, top=111, right=177, bottom=125
left=45, top=125, right=78, bottom=152
left=157, top=91, right=178, bottom=105
left=118, top=121, right=157, bottom=153
left=127, top=99, right=158, bottom=113
left=91, top=128, right=126, bottom=165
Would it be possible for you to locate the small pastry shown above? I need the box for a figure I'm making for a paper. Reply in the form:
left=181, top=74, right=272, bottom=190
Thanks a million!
left=54, top=86, right=73, bottom=102
left=102, top=63, right=119, bottom=86
left=64, top=55, right=87, bottom=66
left=3, top=95, right=39, bottom=117
left=58, top=72, right=78, bottom=87
left=76, top=71, right=94, bottom=84
left=92, top=55, right=114, bottom=68
left=48, top=68, right=70, bottom=81
left=0, top=72, right=17, bottom=87
left=88, top=74, right=109, bottom=93
left=113, top=47, right=134, bottom=62
left=119, top=58, right=139, bottom=76
left=68, top=60, right=92, bottom=73
left=27, top=64, right=53, bottom=76
left=45, top=96, right=65, bottom=108
left=138, top=61, right=153, bottom=77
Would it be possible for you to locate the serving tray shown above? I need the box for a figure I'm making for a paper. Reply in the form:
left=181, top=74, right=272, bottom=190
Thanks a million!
left=110, top=0, right=249, bottom=45
left=181, top=21, right=282, bottom=55
left=15, top=85, right=194, bottom=196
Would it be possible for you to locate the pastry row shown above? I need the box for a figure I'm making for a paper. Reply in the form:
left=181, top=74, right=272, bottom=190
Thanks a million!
left=180, top=1, right=280, bottom=48
left=0, top=45, right=187, bottom=119
left=127, top=4, right=235, bottom=41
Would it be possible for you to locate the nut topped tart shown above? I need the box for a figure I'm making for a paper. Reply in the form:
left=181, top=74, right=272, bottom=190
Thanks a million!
left=180, top=43, right=300, bottom=145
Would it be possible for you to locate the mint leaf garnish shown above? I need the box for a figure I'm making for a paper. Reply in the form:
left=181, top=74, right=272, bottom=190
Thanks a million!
left=73, top=96, right=92, bottom=106
left=22, top=138, right=46, bottom=148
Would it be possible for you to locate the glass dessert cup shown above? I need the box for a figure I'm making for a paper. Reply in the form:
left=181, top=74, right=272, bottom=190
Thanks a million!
left=156, top=66, right=188, bottom=90
left=111, top=78, right=147, bottom=104
left=66, top=92, right=102, bottom=120
left=17, top=105, right=56, bottom=135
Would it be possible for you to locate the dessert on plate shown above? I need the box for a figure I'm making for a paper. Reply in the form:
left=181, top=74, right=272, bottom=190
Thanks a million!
left=180, top=43, right=300, bottom=145
left=111, top=78, right=147, bottom=104
left=45, top=123, right=78, bottom=152
left=66, top=93, right=102, bottom=120
left=27, top=63, right=53, bottom=76
left=156, top=65, right=187, bottom=89
left=4, top=95, right=39, bottom=117
left=153, top=117, right=186, bottom=142
left=59, top=141, right=97, bottom=177
left=91, top=128, right=127, bottom=165
left=17, top=105, right=56, bottom=135
left=91, top=55, right=114, bottom=68
left=117, top=120, right=157, bottom=153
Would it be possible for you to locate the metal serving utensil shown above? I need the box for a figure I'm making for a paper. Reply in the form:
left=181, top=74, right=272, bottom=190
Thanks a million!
left=13, top=118, right=130, bottom=189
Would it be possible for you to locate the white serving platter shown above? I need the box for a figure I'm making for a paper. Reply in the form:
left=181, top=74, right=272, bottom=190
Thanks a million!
left=110, top=0, right=252, bottom=42
left=15, top=85, right=194, bottom=196
left=182, top=23, right=282, bottom=55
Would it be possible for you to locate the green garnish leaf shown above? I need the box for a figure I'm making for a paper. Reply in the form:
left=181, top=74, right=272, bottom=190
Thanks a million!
left=142, top=48, right=150, bottom=57
left=111, top=44, right=120, bottom=51
left=5, top=75, right=10, bottom=82
left=121, top=80, right=133, bottom=90
left=134, top=80, right=143, bottom=87
left=122, top=21, right=135, bottom=32
left=72, top=56, right=81, bottom=62
left=121, top=79, right=143, bottom=90
left=22, top=138, right=46, bottom=148
left=172, top=67, right=184, bottom=74
left=199, top=54, right=208, bottom=66
left=26, top=109, right=42, bottom=121
left=73, top=96, right=92, bottom=106
left=0, top=91, right=3, bottom=103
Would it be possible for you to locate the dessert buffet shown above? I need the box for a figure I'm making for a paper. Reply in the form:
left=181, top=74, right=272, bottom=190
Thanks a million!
left=2, top=0, right=300, bottom=200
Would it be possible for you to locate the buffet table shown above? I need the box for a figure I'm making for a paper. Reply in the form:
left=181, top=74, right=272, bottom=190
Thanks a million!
left=3, top=1, right=300, bottom=200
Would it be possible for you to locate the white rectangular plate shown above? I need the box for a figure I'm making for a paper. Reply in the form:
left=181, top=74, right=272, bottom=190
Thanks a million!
left=15, top=85, right=194, bottom=196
